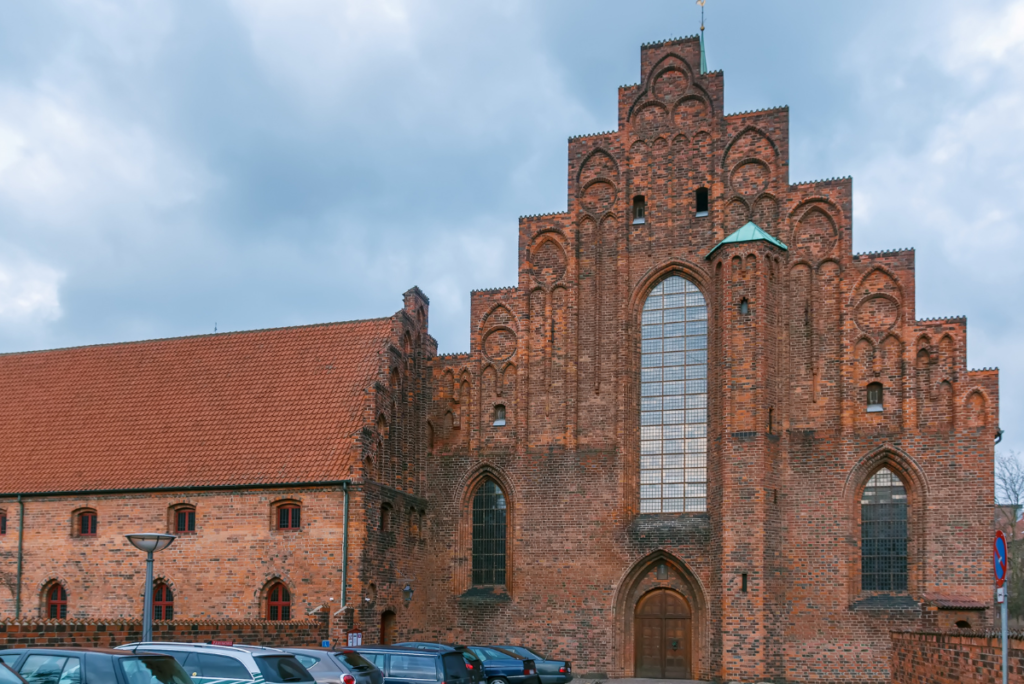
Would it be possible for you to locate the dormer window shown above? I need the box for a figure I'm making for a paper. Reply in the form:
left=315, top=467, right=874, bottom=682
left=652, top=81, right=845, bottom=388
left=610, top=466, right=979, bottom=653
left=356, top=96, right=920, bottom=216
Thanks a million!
left=867, top=382, right=884, bottom=412
left=632, top=196, right=646, bottom=224
left=493, top=404, right=507, bottom=426
left=695, top=187, right=709, bottom=217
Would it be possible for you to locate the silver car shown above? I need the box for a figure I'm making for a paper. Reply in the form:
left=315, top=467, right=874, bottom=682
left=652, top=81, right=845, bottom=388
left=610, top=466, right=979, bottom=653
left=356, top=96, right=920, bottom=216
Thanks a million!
left=281, top=648, right=384, bottom=684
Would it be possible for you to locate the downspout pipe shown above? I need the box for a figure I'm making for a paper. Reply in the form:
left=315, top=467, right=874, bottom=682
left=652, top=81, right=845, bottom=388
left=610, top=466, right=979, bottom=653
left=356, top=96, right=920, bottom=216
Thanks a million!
left=15, top=494, right=23, bottom=618
left=341, top=481, right=350, bottom=611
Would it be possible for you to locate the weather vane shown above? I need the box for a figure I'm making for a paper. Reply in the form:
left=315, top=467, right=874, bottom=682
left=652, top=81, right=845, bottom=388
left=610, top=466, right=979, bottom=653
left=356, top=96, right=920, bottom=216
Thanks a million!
left=696, top=0, right=708, bottom=74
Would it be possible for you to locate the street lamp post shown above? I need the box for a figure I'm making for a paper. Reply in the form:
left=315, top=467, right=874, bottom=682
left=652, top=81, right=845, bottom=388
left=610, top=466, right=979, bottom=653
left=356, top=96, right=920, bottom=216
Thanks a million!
left=125, top=533, right=176, bottom=642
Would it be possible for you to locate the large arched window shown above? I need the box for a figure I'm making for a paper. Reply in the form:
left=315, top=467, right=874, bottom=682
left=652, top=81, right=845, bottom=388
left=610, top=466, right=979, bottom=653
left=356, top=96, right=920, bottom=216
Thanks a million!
left=861, top=467, right=908, bottom=591
left=641, top=276, right=708, bottom=513
left=472, top=480, right=507, bottom=586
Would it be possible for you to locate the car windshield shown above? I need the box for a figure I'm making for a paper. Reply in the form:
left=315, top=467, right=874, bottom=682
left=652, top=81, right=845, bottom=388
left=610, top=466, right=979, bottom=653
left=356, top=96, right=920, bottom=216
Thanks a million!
left=471, top=648, right=515, bottom=662
left=0, top=664, right=23, bottom=684
left=333, top=651, right=375, bottom=671
left=119, top=657, right=192, bottom=684
left=505, top=648, right=542, bottom=661
left=292, top=655, right=320, bottom=670
left=255, top=656, right=314, bottom=683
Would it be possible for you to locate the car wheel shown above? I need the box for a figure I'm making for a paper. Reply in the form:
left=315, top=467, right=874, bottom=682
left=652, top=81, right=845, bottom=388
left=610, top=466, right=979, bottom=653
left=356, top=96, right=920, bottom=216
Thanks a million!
left=489, top=678, right=510, bottom=684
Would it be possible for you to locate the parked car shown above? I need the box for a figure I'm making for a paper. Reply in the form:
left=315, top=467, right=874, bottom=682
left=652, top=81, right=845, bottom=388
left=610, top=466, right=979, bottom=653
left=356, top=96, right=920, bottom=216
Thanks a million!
left=352, top=645, right=472, bottom=684
left=460, top=647, right=538, bottom=684
left=393, top=644, right=484, bottom=684
left=0, top=663, right=26, bottom=684
left=493, top=647, right=571, bottom=684
left=279, top=647, right=383, bottom=684
left=0, top=647, right=191, bottom=684
left=117, top=642, right=313, bottom=683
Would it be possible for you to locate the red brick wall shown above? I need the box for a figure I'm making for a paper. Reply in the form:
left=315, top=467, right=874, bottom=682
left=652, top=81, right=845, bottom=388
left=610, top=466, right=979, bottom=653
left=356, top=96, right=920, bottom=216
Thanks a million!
left=892, top=631, right=1024, bottom=684
left=420, top=35, right=998, bottom=682
left=0, top=617, right=327, bottom=650
left=0, top=488, right=349, bottom=622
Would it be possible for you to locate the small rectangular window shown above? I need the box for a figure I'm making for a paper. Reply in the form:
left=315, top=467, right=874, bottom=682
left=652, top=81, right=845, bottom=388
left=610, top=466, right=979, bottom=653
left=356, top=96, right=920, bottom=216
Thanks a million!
left=867, top=383, right=884, bottom=412
left=278, top=505, right=301, bottom=530
left=79, top=513, right=97, bottom=536
left=695, top=187, right=709, bottom=217
left=632, top=196, right=646, bottom=224
left=0, top=512, right=6, bottom=536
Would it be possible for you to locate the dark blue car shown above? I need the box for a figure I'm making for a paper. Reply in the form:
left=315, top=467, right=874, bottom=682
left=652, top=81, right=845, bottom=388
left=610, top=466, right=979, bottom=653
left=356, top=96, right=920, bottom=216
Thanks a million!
left=463, top=647, right=539, bottom=684
left=495, top=647, right=572, bottom=684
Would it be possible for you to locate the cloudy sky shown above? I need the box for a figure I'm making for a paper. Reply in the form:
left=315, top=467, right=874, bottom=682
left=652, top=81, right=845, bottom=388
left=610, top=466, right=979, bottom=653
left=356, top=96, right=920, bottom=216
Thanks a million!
left=0, top=0, right=1020, bottom=452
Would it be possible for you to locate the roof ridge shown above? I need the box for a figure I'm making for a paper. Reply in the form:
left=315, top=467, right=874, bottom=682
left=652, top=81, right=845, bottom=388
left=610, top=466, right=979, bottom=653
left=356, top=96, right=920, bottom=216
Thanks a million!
left=0, top=317, right=393, bottom=358
left=917, top=316, right=967, bottom=322
left=569, top=130, right=618, bottom=142
left=519, top=211, right=567, bottom=219
left=640, top=34, right=701, bottom=48
left=706, top=220, right=787, bottom=258
left=970, top=367, right=999, bottom=371
left=471, top=286, right=516, bottom=294
left=853, top=248, right=914, bottom=257
left=726, top=105, right=789, bottom=116
left=791, top=176, right=853, bottom=186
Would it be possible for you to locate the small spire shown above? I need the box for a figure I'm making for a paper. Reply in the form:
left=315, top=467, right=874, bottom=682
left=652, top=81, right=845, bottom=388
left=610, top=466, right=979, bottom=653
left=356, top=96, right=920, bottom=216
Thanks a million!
left=697, top=0, right=708, bottom=74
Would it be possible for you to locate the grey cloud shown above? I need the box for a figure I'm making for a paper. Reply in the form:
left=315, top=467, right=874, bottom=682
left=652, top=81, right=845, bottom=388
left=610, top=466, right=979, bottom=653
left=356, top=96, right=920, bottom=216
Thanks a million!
left=0, top=0, right=1018, bottom=451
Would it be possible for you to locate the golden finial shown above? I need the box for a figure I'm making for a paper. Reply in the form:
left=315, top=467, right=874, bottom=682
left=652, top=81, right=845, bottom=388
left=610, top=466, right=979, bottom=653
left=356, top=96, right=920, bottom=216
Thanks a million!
left=696, top=0, right=706, bottom=32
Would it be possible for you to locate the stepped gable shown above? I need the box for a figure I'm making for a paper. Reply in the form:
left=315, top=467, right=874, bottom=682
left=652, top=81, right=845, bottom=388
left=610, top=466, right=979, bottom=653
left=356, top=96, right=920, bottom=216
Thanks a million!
left=0, top=318, right=394, bottom=494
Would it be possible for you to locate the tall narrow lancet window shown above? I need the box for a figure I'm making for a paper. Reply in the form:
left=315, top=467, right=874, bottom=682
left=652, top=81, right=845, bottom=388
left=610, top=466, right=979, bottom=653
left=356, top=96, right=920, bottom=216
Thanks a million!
left=641, top=276, right=708, bottom=513
left=471, top=480, right=507, bottom=586
left=861, top=467, right=908, bottom=591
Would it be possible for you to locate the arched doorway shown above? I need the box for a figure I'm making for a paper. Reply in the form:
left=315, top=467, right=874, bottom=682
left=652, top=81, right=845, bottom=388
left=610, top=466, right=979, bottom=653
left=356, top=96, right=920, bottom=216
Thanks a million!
left=634, top=589, right=692, bottom=679
left=380, top=610, right=396, bottom=645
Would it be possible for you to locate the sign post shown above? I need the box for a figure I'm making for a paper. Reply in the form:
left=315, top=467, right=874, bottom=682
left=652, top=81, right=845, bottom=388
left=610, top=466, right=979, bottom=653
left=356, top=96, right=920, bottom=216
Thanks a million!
left=995, top=530, right=1008, bottom=684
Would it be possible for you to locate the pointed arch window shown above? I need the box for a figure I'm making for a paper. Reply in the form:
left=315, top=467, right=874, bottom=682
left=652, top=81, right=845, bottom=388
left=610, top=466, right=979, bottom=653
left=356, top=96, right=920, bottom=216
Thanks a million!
left=267, top=582, right=291, bottom=620
left=153, top=582, right=174, bottom=620
left=46, top=584, right=68, bottom=618
left=641, top=276, right=708, bottom=513
left=861, top=467, right=908, bottom=591
left=472, top=480, right=507, bottom=586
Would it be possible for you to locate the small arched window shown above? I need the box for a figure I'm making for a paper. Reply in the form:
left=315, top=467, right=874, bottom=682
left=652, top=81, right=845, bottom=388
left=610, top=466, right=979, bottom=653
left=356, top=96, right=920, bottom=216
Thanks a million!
left=380, top=504, right=393, bottom=533
left=861, top=467, right=908, bottom=591
left=278, top=504, right=301, bottom=531
left=153, top=582, right=174, bottom=620
left=174, top=507, right=196, bottom=535
left=632, top=196, right=647, bottom=224
left=267, top=582, right=291, bottom=620
left=493, top=404, right=507, bottom=426
left=695, top=187, right=709, bottom=216
left=77, top=510, right=97, bottom=537
left=867, top=382, right=884, bottom=412
left=46, top=584, right=68, bottom=618
left=472, top=480, right=507, bottom=586
left=0, top=509, right=6, bottom=536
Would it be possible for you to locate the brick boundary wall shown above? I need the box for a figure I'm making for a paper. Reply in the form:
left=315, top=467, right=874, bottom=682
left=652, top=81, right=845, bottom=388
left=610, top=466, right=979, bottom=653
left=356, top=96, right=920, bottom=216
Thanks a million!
left=0, top=616, right=329, bottom=650
left=892, top=631, right=1024, bottom=684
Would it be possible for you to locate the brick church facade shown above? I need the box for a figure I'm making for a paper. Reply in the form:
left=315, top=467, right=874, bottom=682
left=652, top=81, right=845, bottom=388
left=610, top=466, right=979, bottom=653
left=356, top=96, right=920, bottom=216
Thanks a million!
left=0, top=37, right=999, bottom=683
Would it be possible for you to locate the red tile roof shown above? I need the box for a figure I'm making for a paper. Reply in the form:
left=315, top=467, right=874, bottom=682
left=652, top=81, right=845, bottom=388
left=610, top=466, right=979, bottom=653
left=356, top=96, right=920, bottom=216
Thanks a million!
left=0, top=318, right=393, bottom=494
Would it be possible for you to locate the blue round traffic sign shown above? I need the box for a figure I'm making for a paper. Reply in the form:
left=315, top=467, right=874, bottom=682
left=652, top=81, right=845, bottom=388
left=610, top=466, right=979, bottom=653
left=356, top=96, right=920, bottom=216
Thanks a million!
left=995, top=531, right=1008, bottom=586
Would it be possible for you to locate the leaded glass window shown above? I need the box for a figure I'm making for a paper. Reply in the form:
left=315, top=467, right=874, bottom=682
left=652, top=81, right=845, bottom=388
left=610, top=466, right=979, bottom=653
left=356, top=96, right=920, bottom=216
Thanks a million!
left=640, top=276, right=708, bottom=513
left=472, top=480, right=507, bottom=585
left=861, top=467, right=908, bottom=591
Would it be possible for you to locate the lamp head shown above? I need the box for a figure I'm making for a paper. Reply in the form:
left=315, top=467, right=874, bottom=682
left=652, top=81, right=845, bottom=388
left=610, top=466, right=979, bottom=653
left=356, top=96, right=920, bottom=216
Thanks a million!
left=126, top=533, right=177, bottom=553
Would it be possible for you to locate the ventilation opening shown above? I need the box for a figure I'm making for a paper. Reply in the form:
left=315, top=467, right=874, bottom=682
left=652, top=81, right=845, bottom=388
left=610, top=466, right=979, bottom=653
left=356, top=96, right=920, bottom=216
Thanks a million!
left=741, top=573, right=748, bottom=593
left=632, top=196, right=646, bottom=224
left=867, top=382, right=884, bottom=412
left=695, top=187, right=709, bottom=217
left=739, top=298, right=749, bottom=316
left=955, top=620, right=971, bottom=629
left=493, top=404, right=506, bottom=426
left=768, top=408, right=774, bottom=434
